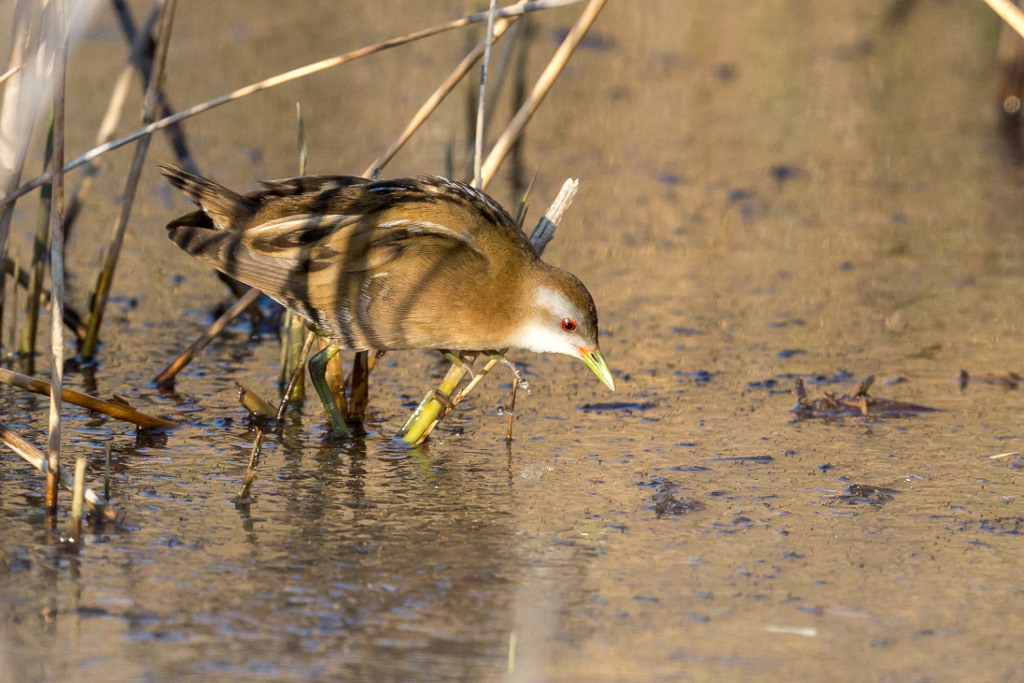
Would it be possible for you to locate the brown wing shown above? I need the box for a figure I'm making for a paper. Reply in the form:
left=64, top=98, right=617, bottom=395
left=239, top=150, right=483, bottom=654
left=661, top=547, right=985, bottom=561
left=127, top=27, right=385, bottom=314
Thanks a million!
left=163, top=167, right=521, bottom=349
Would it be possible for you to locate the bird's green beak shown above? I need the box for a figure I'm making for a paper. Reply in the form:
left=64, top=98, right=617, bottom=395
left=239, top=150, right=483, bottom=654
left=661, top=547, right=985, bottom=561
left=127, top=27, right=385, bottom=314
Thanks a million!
left=581, top=348, right=615, bottom=391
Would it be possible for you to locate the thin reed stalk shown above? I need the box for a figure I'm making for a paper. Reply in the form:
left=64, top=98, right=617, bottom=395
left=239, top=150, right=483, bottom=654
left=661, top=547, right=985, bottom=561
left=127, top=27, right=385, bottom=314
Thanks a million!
left=474, top=0, right=499, bottom=188
left=109, top=0, right=197, bottom=172
left=5, top=256, right=17, bottom=353
left=65, top=0, right=166, bottom=233
left=0, top=366, right=177, bottom=428
left=71, top=456, right=86, bottom=540
left=278, top=103, right=309, bottom=401
left=19, top=117, right=53, bottom=366
left=46, top=0, right=67, bottom=515
left=480, top=0, right=607, bottom=184
left=0, top=0, right=586, bottom=208
left=0, top=2, right=37, bottom=346
left=81, top=0, right=176, bottom=361
left=0, top=65, right=20, bottom=86
left=3, top=256, right=88, bottom=340
left=0, top=421, right=119, bottom=522
left=985, top=0, right=1024, bottom=39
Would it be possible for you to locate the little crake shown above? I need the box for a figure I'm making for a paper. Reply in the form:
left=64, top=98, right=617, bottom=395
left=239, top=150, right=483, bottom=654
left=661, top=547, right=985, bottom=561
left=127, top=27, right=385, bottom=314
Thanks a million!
left=159, top=163, right=613, bottom=432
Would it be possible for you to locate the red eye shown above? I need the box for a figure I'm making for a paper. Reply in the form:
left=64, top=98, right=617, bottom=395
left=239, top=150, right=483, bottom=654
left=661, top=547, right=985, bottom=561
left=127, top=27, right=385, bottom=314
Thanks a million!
left=561, top=318, right=577, bottom=332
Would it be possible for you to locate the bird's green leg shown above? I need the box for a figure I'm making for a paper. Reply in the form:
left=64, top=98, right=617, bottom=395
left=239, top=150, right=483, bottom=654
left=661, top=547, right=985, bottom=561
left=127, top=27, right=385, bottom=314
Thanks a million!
left=308, top=343, right=350, bottom=437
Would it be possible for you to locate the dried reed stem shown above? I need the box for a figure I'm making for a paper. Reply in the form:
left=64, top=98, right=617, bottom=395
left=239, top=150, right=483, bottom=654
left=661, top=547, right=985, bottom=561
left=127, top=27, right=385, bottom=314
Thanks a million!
left=365, top=14, right=517, bottom=177
left=0, top=65, right=20, bottom=86
left=0, top=421, right=118, bottom=522
left=19, top=118, right=53, bottom=364
left=474, top=0, right=499, bottom=188
left=3, top=256, right=88, bottom=340
left=65, top=1, right=166, bottom=232
left=480, top=0, right=607, bottom=185
left=0, top=366, right=178, bottom=428
left=82, top=0, right=176, bottom=360
left=46, top=0, right=67, bottom=515
left=153, top=286, right=261, bottom=384
left=0, top=0, right=586, bottom=208
left=0, top=4, right=36, bottom=344
left=985, top=0, right=1024, bottom=39
left=71, top=456, right=86, bottom=540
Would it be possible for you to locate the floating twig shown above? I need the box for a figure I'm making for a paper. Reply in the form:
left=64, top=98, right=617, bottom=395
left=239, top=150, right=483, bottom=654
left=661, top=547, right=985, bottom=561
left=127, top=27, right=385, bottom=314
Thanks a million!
left=958, top=369, right=1020, bottom=390
left=792, top=376, right=937, bottom=419
left=0, top=366, right=177, bottom=429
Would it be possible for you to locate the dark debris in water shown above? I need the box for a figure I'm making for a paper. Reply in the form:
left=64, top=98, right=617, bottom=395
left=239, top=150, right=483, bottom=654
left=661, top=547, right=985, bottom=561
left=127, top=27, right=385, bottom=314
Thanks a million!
left=958, top=370, right=1020, bottom=391
left=655, top=494, right=704, bottom=517
left=793, top=375, right=937, bottom=419
left=769, top=164, right=803, bottom=182
left=956, top=517, right=1023, bottom=536
left=638, top=476, right=704, bottom=518
left=707, top=455, right=774, bottom=464
left=825, top=483, right=900, bottom=507
left=674, top=369, right=714, bottom=385
left=579, top=401, right=656, bottom=413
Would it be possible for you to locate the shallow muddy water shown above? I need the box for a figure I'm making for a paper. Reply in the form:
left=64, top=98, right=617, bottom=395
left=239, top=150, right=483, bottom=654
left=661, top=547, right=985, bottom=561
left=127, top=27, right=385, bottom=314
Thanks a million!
left=2, top=1, right=1024, bottom=680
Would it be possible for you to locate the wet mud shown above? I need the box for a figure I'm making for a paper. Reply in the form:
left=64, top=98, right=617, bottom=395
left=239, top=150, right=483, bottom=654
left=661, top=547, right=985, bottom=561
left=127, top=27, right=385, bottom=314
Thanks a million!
left=2, top=1, right=1024, bottom=680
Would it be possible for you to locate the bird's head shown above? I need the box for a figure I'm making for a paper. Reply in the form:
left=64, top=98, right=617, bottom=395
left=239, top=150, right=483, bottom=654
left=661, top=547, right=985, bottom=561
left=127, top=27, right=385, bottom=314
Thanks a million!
left=507, top=267, right=614, bottom=391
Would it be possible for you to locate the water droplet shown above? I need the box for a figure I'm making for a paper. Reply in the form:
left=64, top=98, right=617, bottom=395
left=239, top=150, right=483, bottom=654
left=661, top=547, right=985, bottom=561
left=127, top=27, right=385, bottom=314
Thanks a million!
left=496, top=406, right=504, bottom=416
left=518, top=379, right=530, bottom=390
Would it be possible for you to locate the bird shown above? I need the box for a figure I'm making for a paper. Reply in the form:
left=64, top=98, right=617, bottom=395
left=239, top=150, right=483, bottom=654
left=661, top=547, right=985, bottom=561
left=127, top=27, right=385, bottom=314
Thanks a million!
left=157, top=163, right=614, bottom=434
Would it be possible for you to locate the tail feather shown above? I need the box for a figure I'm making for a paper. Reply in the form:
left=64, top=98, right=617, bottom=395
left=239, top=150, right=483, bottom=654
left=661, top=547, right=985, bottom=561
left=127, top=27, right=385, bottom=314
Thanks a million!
left=157, top=162, right=257, bottom=230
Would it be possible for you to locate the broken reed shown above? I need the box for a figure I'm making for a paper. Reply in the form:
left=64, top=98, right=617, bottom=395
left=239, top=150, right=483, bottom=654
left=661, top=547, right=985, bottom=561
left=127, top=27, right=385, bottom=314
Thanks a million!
left=46, top=0, right=68, bottom=515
